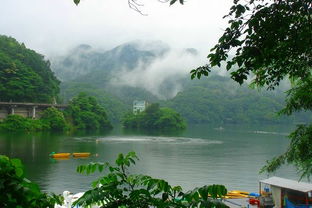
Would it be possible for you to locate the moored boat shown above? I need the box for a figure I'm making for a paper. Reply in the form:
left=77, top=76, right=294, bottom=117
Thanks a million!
left=50, top=153, right=71, bottom=158
left=73, top=152, right=91, bottom=157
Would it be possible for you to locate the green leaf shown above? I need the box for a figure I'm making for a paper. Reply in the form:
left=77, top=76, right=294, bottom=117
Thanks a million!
left=11, top=158, right=22, bottom=169
left=162, top=192, right=169, bottom=201
left=74, top=0, right=80, bottom=5
left=170, top=0, right=177, bottom=6
left=116, top=153, right=124, bottom=166
left=191, top=72, right=196, bottom=80
left=98, top=164, right=104, bottom=172
left=15, top=168, right=23, bottom=177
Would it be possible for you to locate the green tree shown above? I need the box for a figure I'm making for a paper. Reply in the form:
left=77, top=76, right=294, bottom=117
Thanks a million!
left=0, top=155, right=62, bottom=208
left=65, top=93, right=113, bottom=130
left=0, top=35, right=60, bottom=103
left=41, top=107, right=67, bottom=131
left=0, top=115, right=45, bottom=132
left=186, top=0, right=312, bottom=178
left=74, top=152, right=228, bottom=208
left=122, top=103, right=186, bottom=130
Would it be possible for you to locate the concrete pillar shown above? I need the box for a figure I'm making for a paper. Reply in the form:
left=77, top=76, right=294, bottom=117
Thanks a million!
left=32, top=106, right=37, bottom=119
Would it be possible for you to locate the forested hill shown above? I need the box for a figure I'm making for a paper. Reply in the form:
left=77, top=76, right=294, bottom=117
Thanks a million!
left=54, top=41, right=312, bottom=124
left=52, top=41, right=169, bottom=82
left=163, top=75, right=310, bottom=124
left=0, top=35, right=60, bottom=103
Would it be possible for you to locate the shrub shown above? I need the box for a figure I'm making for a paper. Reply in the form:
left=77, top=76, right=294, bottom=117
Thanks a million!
left=65, top=93, right=112, bottom=130
left=122, top=104, right=186, bottom=130
left=0, top=115, right=33, bottom=131
left=41, top=107, right=67, bottom=131
left=0, top=155, right=62, bottom=208
left=75, top=152, right=228, bottom=208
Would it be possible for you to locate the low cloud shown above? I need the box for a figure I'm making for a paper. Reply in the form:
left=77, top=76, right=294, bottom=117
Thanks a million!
left=110, top=48, right=206, bottom=99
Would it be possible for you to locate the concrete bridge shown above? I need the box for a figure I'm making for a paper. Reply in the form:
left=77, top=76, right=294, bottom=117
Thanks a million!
left=0, top=102, right=68, bottom=120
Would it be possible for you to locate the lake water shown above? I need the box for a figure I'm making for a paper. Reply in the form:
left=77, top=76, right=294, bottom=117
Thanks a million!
left=0, top=124, right=301, bottom=194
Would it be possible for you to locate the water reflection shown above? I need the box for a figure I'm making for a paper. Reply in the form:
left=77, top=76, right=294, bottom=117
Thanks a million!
left=0, top=124, right=299, bottom=194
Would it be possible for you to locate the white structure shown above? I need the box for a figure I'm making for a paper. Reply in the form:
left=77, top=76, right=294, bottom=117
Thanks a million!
left=259, top=177, right=312, bottom=208
left=133, top=100, right=148, bottom=114
left=54, top=191, right=101, bottom=208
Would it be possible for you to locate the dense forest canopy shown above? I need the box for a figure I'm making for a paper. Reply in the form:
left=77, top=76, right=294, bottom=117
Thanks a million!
left=164, top=75, right=311, bottom=124
left=0, top=35, right=60, bottom=103
left=65, top=93, right=112, bottom=130
left=122, top=103, right=186, bottom=130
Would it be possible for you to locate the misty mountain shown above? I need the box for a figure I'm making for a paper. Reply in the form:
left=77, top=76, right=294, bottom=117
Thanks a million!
left=53, top=41, right=311, bottom=124
left=52, top=40, right=170, bottom=81
left=54, top=40, right=199, bottom=103
left=54, top=40, right=174, bottom=122
left=162, top=75, right=311, bottom=124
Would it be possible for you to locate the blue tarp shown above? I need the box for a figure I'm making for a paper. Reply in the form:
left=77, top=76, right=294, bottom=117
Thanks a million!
left=285, top=199, right=311, bottom=208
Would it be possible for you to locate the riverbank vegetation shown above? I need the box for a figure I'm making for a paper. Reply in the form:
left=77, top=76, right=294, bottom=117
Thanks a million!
left=0, top=94, right=112, bottom=132
left=122, top=103, right=186, bottom=130
left=65, top=93, right=112, bottom=131
left=0, top=108, right=67, bottom=132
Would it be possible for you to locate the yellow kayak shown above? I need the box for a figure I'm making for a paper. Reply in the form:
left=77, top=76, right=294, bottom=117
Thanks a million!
left=51, top=153, right=71, bottom=158
left=226, top=190, right=250, bottom=199
left=73, top=152, right=91, bottom=157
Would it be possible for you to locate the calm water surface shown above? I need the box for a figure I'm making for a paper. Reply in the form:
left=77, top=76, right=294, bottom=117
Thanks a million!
left=0, top=124, right=300, bottom=194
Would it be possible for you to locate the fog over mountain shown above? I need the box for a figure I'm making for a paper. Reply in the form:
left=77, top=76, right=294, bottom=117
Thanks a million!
left=47, top=39, right=309, bottom=124
left=52, top=40, right=205, bottom=99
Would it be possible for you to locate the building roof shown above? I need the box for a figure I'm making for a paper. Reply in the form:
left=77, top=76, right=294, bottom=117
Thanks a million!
left=260, top=177, right=312, bottom=193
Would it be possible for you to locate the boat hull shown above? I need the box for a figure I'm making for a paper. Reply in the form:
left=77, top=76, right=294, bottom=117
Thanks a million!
left=73, top=153, right=91, bottom=157
left=51, top=153, right=71, bottom=158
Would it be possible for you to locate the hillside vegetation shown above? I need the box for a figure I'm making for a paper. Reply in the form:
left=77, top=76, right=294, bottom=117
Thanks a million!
left=53, top=42, right=311, bottom=125
left=163, top=76, right=304, bottom=124
left=0, top=35, right=60, bottom=103
left=122, top=103, right=186, bottom=130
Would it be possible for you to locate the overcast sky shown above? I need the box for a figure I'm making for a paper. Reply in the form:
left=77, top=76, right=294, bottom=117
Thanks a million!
left=0, top=0, right=232, bottom=57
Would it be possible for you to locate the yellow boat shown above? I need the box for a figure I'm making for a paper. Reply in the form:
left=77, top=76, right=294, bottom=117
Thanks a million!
left=225, top=190, right=250, bottom=199
left=73, top=152, right=91, bottom=157
left=50, top=153, right=71, bottom=158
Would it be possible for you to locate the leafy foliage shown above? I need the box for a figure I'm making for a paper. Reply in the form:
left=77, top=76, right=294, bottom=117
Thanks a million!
left=279, top=78, right=312, bottom=116
left=75, top=152, right=228, bottom=208
left=0, top=35, right=60, bottom=103
left=40, top=107, right=67, bottom=131
left=65, top=93, right=113, bottom=130
left=261, top=124, right=312, bottom=180
left=0, top=115, right=46, bottom=132
left=0, top=107, right=67, bottom=132
left=0, top=155, right=62, bottom=208
left=122, top=103, right=186, bottom=130
left=190, top=0, right=311, bottom=89
left=61, top=83, right=133, bottom=123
